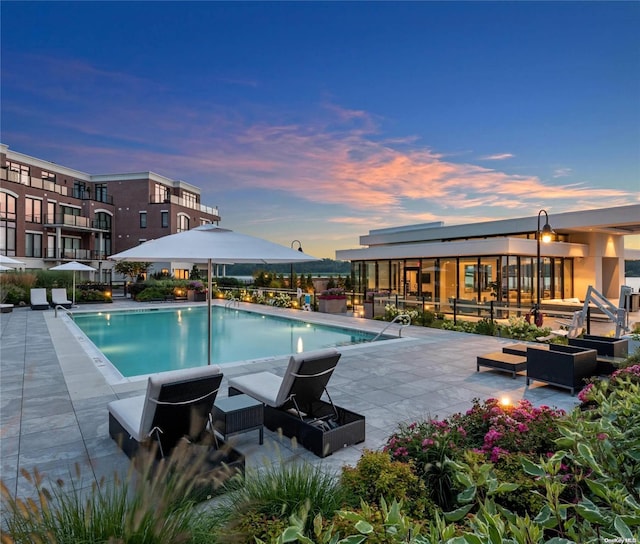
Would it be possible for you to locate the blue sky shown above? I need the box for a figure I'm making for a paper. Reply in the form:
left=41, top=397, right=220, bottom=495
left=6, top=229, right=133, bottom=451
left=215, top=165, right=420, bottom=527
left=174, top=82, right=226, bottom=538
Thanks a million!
left=2, top=1, right=639, bottom=257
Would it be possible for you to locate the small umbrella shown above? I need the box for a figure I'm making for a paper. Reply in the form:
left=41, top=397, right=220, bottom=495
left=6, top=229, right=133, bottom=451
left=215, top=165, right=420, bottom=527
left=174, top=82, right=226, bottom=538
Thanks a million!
left=109, top=224, right=319, bottom=364
left=50, top=261, right=97, bottom=306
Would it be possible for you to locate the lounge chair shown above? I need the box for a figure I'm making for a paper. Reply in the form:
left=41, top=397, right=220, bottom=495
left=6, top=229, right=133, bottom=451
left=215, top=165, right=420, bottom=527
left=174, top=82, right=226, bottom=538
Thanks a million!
left=108, top=365, right=224, bottom=459
left=51, top=288, right=72, bottom=309
left=30, top=288, right=49, bottom=310
left=228, top=348, right=365, bottom=457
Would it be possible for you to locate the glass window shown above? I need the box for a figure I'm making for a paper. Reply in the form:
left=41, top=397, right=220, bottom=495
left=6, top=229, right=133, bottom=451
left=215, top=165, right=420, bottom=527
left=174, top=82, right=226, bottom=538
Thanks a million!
left=42, top=171, right=56, bottom=183
left=95, top=212, right=112, bottom=230
left=25, top=232, right=43, bottom=258
left=0, top=192, right=17, bottom=221
left=7, top=161, right=30, bottom=184
left=94, top=184, right=108, bottom=203
left=25, top=197, right=42, bottom=223
left=139, top=212, right=147, bottom=228
left=177, top=214, right=189, bottom=232
left=47, top=201, right=56, bottom=224
left=161, top=211, right=169, bottom=228
left=183, top=192, right=197, bottom=206
left=155, top=184, right=170, bottom=203
left=0, top=224, right=16, bottom=255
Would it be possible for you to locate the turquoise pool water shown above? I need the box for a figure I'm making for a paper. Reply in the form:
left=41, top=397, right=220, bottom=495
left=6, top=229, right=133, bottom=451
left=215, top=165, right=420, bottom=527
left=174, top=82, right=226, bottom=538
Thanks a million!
left=73, top=307, right=380, bottom=377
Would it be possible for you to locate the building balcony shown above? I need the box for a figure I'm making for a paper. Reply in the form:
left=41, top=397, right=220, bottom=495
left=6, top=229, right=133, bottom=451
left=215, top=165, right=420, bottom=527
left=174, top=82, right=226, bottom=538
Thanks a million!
left=1, top=168, right=69, bottom=196
left=44, top=248, right=108, bottom=261
left=149, top=194, right=219, bottom=218
left=44, top=214, right=112, bottom=232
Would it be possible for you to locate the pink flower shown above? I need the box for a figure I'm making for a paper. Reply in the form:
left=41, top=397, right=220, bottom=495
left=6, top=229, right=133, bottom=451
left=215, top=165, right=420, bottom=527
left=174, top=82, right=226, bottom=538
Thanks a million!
left=597, top=433, right=608, bottom=441
left=422, top=438, right=434, bottom=448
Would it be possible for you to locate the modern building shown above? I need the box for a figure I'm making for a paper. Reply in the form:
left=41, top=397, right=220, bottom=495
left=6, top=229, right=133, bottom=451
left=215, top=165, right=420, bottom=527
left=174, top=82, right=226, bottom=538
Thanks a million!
left=0, top=144, right=220, bottom=281
left=336, top=205, right=640, bottom=308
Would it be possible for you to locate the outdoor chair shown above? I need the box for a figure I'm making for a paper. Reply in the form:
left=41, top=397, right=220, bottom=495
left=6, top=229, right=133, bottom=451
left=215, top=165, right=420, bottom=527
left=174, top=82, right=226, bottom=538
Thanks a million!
left=228, top=348, right=366, bottom=457
left=30, top=288, right=49, bottom=310
left=51, top=288, right=72, bottom=309
left=526, top=344, right=598, bottom=396
left=108, top=365, right=223, bottom=459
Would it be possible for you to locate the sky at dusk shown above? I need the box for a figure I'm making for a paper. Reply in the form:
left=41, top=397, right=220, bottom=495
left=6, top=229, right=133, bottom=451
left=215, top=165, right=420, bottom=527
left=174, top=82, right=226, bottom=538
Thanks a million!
left=2, top=1, right=639, bottom=258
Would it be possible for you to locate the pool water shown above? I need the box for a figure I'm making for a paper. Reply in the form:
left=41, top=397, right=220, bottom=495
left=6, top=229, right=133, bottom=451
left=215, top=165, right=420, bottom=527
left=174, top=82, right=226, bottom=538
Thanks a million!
left=73, top=306, right=380, bottom=377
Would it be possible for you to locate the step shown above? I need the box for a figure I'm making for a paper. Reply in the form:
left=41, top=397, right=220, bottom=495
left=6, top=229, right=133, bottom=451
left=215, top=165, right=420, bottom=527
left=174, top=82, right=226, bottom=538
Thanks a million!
left=477, top=352, right=527, bottom=378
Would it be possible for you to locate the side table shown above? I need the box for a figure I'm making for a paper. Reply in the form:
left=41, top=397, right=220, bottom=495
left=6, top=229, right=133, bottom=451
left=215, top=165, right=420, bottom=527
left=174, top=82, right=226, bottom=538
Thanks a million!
left=211, top=394, right=264, bottom=445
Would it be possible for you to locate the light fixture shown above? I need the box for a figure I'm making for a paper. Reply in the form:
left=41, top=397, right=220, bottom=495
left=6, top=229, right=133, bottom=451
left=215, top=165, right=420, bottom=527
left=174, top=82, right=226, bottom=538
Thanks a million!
left=535, top=209, right=555, bottom=326
left=290, top=240, right=303, bottom=293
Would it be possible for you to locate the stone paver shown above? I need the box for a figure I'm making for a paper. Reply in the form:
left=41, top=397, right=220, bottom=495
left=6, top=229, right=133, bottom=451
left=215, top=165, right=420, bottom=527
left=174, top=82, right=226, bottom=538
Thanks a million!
left=3, top=299, right=621, bottom=507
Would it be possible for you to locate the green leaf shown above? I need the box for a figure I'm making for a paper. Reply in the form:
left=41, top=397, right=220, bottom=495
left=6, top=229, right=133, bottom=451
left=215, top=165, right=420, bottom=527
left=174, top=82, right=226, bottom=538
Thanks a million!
left=575, top=499, right=607, bottom=524
left=577, top=443, right=602, bottom=475
left=281, top=526, right=304, bottom=542
left=614, top=516, right=634, bottom=539
left=354, top=520, right=373, bottom=535
left=338, top=536, right=366, bottom=544
left=545, top=539, right=575, bottom=544
left=494, top=483, right=519, bottom=494
left=457, top=486, right=477, bottom=503
left=338, top=511, right=363, bottom=522
left=585, top=479, right=611, bottom=500
left=444, top=504, right=474, bottom=522
left=521, top=458, right=545, bottom=477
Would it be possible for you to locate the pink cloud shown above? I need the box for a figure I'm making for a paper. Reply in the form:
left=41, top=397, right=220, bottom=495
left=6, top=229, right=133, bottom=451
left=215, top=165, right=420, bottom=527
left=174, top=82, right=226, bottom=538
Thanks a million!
left=6, top=53, right=634, bottom=224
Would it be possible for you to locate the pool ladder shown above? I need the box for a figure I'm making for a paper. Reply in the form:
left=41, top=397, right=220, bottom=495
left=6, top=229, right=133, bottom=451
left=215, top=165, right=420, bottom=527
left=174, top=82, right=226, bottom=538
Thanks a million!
left=371, top=314, right=411, bottom=342
left=54, top=305, right=75, bottom=320
left=224, top=298, right=240, bottom=308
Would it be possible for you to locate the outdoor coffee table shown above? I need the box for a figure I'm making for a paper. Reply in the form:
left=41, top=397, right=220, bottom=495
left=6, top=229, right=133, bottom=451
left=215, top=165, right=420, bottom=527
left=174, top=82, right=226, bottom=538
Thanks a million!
left=211, top=394, right=264, bottom=445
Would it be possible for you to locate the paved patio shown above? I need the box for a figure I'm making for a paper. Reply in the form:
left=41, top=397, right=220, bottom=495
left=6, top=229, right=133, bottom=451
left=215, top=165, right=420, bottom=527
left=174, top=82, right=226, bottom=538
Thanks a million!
left=1, top=300, right=598, bottom=505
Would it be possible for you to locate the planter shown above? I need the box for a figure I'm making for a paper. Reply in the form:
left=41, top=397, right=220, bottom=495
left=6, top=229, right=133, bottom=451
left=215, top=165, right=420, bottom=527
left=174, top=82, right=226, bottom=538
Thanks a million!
left=622, top=335, right=640, bottom=354
left=318, top=298, right=347, bottom=314
left=188, top=290, right=207, bottom=302
left=364, top=301, right=374, bottom=319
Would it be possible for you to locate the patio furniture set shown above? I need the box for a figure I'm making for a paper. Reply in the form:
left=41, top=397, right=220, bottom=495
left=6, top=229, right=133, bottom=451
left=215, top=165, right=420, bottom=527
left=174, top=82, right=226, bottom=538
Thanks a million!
left=107, top=348, right=366, bottom=490
left=477, top=335, right=629, bottom=395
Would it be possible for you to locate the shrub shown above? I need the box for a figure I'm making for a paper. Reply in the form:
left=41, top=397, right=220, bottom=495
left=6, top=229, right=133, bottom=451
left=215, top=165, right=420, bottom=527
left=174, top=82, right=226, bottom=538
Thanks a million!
left=215, top=460, right=345, bottom=542
left=340, top=450, right=434, bottom=519
left=499, top=315, right=550, bottom=341
left=1, top=284, right=27, bottom=304
left=135, top=287, right=171, bottom=301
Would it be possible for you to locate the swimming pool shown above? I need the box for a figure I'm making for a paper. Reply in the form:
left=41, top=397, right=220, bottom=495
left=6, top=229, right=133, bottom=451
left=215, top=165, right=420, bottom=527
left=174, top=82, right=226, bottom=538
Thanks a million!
left=73, top=306, right=384, bottom=377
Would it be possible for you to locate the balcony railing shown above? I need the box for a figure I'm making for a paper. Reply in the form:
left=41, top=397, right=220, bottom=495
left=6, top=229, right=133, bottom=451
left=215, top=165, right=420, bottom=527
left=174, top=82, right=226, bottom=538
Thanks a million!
left=149, top=194, right=219, bottom=217
left=44, top=248, right=108, bottom=260
left=1, top=168, right=69, bottom=196
left=43, top=214, right=111, bottom=231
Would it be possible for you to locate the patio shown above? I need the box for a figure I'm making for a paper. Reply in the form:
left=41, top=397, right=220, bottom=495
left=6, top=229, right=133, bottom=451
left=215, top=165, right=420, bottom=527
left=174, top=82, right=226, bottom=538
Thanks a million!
left=0, top=300, right=592, bottom=504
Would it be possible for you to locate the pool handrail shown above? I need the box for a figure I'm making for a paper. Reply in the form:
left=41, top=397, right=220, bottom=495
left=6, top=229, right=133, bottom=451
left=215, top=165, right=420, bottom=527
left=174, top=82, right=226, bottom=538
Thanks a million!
left=371, top=313, right=411, bottom=342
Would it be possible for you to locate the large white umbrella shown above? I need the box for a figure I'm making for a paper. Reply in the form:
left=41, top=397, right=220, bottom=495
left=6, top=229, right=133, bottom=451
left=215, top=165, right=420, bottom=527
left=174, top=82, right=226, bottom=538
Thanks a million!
left=0, top=255, right=24, bottom=266
left=0, top=264, right=14, bottom=271
left=50, top=261, right=97, bottom=306
left=109, top=224, right=319, bottom=364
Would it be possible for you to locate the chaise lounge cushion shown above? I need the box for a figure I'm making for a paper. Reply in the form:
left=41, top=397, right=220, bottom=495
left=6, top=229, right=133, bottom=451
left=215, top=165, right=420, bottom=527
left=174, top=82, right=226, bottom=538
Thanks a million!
left=228, top=348, right=341, bottom=409
left=108, top=364, right=223, bottom=445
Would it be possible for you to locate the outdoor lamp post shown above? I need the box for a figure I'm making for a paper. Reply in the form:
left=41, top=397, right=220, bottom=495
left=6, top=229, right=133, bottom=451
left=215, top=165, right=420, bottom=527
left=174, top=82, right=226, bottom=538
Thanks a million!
left=290, top=240, right=303, bottom=290
left=535, top=209, right=554, bottom=325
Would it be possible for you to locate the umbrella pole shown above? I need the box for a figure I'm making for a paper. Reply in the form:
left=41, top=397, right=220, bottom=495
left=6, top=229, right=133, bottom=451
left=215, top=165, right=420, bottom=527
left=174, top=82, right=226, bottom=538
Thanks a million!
left=72, top=271, right=76, bottom=306
left=207, top=259, right=212, bottom=365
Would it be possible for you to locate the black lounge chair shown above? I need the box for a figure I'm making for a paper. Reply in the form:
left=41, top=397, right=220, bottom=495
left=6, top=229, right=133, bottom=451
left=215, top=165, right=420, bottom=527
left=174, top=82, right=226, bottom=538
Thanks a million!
left=108, top=365, right=224, bottom=459
left=228, top=348, right=365, bottom=457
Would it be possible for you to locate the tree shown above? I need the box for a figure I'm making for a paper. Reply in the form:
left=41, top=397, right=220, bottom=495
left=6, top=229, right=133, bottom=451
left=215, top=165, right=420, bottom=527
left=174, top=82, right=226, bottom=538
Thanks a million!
left=113, top=261, right=152, bottom=282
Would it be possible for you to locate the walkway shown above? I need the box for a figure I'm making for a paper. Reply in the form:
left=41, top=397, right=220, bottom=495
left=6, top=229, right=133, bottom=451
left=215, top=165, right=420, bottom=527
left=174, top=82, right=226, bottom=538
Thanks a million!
left=1, top=300, right=602, bottom=504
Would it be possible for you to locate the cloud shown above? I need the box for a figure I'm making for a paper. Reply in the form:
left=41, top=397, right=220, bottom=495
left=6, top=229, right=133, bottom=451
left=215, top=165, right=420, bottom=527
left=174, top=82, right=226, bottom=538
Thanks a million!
left=3, top=53, right=634, bottom=228
left=481, top=153, right=514, bottom=160
left=553, top=168, right=573, bottom=178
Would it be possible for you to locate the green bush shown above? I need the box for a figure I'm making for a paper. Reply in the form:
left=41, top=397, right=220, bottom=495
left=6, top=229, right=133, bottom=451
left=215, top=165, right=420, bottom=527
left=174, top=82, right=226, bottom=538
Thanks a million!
left=340, top=450, right=435, bottom=519
left=135, top=287, right=172, bottom=301
left=215, top=460, right=345, bottom=542
left=1, top=284, right=27, bottom=304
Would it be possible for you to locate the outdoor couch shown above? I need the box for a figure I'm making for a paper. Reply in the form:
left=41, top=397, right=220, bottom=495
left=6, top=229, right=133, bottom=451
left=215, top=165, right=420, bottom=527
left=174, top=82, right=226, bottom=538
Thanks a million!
left=568, top=334, right=628, bottom=358
left=526, top=344, right=598, bottom=395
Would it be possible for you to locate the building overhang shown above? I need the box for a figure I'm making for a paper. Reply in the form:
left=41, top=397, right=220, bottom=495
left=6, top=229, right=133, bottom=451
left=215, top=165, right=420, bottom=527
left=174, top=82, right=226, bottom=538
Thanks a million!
left=336, top=237, right=588, bottom=261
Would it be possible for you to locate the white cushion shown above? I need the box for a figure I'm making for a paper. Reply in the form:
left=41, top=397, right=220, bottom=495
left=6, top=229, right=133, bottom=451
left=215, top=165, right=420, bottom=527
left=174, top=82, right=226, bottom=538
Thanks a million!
left=109, top=364, right=222, bottom=442
left=228, top=371, right=284, bottom=407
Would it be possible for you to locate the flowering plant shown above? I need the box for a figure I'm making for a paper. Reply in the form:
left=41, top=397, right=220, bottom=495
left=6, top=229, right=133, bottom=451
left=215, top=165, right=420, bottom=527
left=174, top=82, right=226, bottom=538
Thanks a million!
left=187, top=281, right=205, bottom=293
left=384, top=304, right=418, bottom=322
left=318, top=288, right=346, bottom=300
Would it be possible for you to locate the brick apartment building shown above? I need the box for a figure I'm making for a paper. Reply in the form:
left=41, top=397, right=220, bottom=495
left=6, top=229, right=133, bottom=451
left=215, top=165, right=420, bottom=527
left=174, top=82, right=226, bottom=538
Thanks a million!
left=0, top=144, right=220, bottom=281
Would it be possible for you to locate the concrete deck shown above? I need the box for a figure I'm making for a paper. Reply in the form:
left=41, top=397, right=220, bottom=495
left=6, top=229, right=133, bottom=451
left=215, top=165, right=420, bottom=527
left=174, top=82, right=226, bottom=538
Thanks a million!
left=3, top=299, right=624, bottom=504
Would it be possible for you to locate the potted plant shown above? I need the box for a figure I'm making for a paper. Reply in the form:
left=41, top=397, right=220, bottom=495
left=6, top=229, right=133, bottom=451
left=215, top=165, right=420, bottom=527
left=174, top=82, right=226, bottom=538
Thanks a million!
left=318, top=288, right=347, bottom=314
left=187, top=281, right=207, bottom=302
